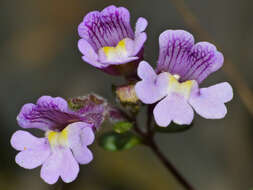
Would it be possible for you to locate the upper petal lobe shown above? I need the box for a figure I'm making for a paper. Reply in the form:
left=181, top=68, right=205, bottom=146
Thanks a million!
left=157, top=30, right=223, bottom=83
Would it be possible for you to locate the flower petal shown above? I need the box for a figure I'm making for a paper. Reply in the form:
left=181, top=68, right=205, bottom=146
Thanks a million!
left=137, top=61, right=157, bottom=81
left=135, top=17, right=148, bottom=35
left=135, top=72, right=169, bottom=104
left=78, top=5, right=134, bottom=51
left=67, top=122, right=94, bottom=164
left=157, top=30, right=194, bottom=75
left=15, top=148, right=50, bottom=169
left=60, top=148, right=79, bottom=183
left=133, top=32, right=147, bottom=56
left=153, top=94, right=194, bottom=127
left=81, top=127, right=95, bottom=146
left=11, top=131, right=51, bottom=169
left=156, top=30, right=223, bottom=83
left=132, top=17, right=148, bottom=55
left=78, top=39, right=106, bottom=68
left=189, top=82, right=232, bottom=119
left=40, top=149, right=61, bottom=184
left=11, top=130, right=47, bottom=151
left=181, top=42, right=224, bottom=83
left=17, top=96, right=81, bottom=131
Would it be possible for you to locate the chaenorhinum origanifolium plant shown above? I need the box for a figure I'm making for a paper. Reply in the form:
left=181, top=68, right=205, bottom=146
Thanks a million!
left=10, top=5, right=233, bottom=189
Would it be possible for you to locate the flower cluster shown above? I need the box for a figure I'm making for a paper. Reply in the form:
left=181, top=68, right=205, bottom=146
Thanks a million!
left=11, top=5, right=233, bottom=185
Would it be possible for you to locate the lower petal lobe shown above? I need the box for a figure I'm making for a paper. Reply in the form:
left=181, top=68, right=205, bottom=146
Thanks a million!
left=11, top=130, right=51, bottom=169
left=189, top=83, right=232, bottom=119
left=153, top=94, right=194, bottom=127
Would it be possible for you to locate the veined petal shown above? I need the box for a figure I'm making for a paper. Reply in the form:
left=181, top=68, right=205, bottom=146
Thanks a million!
left=78, top=5, right=134, bottom=51
left=189, top=82, right=232, bottom=119
left=181, top=42, right=224, bottom=83
left=157, top=30, right=223, bottom=83
left=17, top=96, right=81, bottom=131
left=153, top=94, right=194, bottom=127
left=157, top=30, right=194, bottom=75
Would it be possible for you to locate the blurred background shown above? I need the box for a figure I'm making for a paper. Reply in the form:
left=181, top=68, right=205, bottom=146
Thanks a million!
left=1, top=0, right=253, bottom=189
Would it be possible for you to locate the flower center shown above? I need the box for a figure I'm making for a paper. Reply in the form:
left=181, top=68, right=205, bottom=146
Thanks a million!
left=167, top=73, right=195, bottom=99
left=46, top=127, right=69, bottom=148
left=100, top=38, right=128, bottom=62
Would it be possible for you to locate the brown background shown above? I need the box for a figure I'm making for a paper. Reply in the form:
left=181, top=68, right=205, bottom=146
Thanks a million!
left=1, top=0, right=253, bottom=189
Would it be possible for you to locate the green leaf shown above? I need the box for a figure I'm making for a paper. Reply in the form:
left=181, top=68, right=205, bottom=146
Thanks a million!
left=113, top=121, right=133, bottom=134
left=99, top=131, right=141, bottom=151
left=155, top=122, right=193, bottom=133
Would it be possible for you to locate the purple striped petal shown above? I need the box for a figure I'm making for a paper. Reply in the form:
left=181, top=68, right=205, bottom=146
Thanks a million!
left=17, top=96, right=81, bottom=131
left=78, top=5, right=134, bottom=51
left=157, top=30, right=223, bottom=83
left=181, top=42, right=224, bottom=83
left=17, top=95, right=106, bottom=132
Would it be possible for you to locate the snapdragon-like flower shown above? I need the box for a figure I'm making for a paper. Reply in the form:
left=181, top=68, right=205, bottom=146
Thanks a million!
left=78, top=5, right=148, bottom=75
left=135, top=30, right=233, bottom=127
left=11, top=95, right=106, bottom=184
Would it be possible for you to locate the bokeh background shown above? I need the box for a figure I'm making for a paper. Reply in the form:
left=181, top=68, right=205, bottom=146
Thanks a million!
left=1, top=0, right=253, bottom=189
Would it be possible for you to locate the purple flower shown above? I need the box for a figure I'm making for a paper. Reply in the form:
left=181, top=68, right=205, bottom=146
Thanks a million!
left=78, top=5, right=148, bottom=75
left=11, top=95, right=106, bottom=184
left=135, top=30, right=233, bottom=127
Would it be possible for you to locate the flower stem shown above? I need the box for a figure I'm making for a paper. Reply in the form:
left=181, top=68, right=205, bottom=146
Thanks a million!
left=122, top=105, right=195, bottom=189
left=147, top=139, right=195, bottom=190
left=142, top=105, right=195, bottom=190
